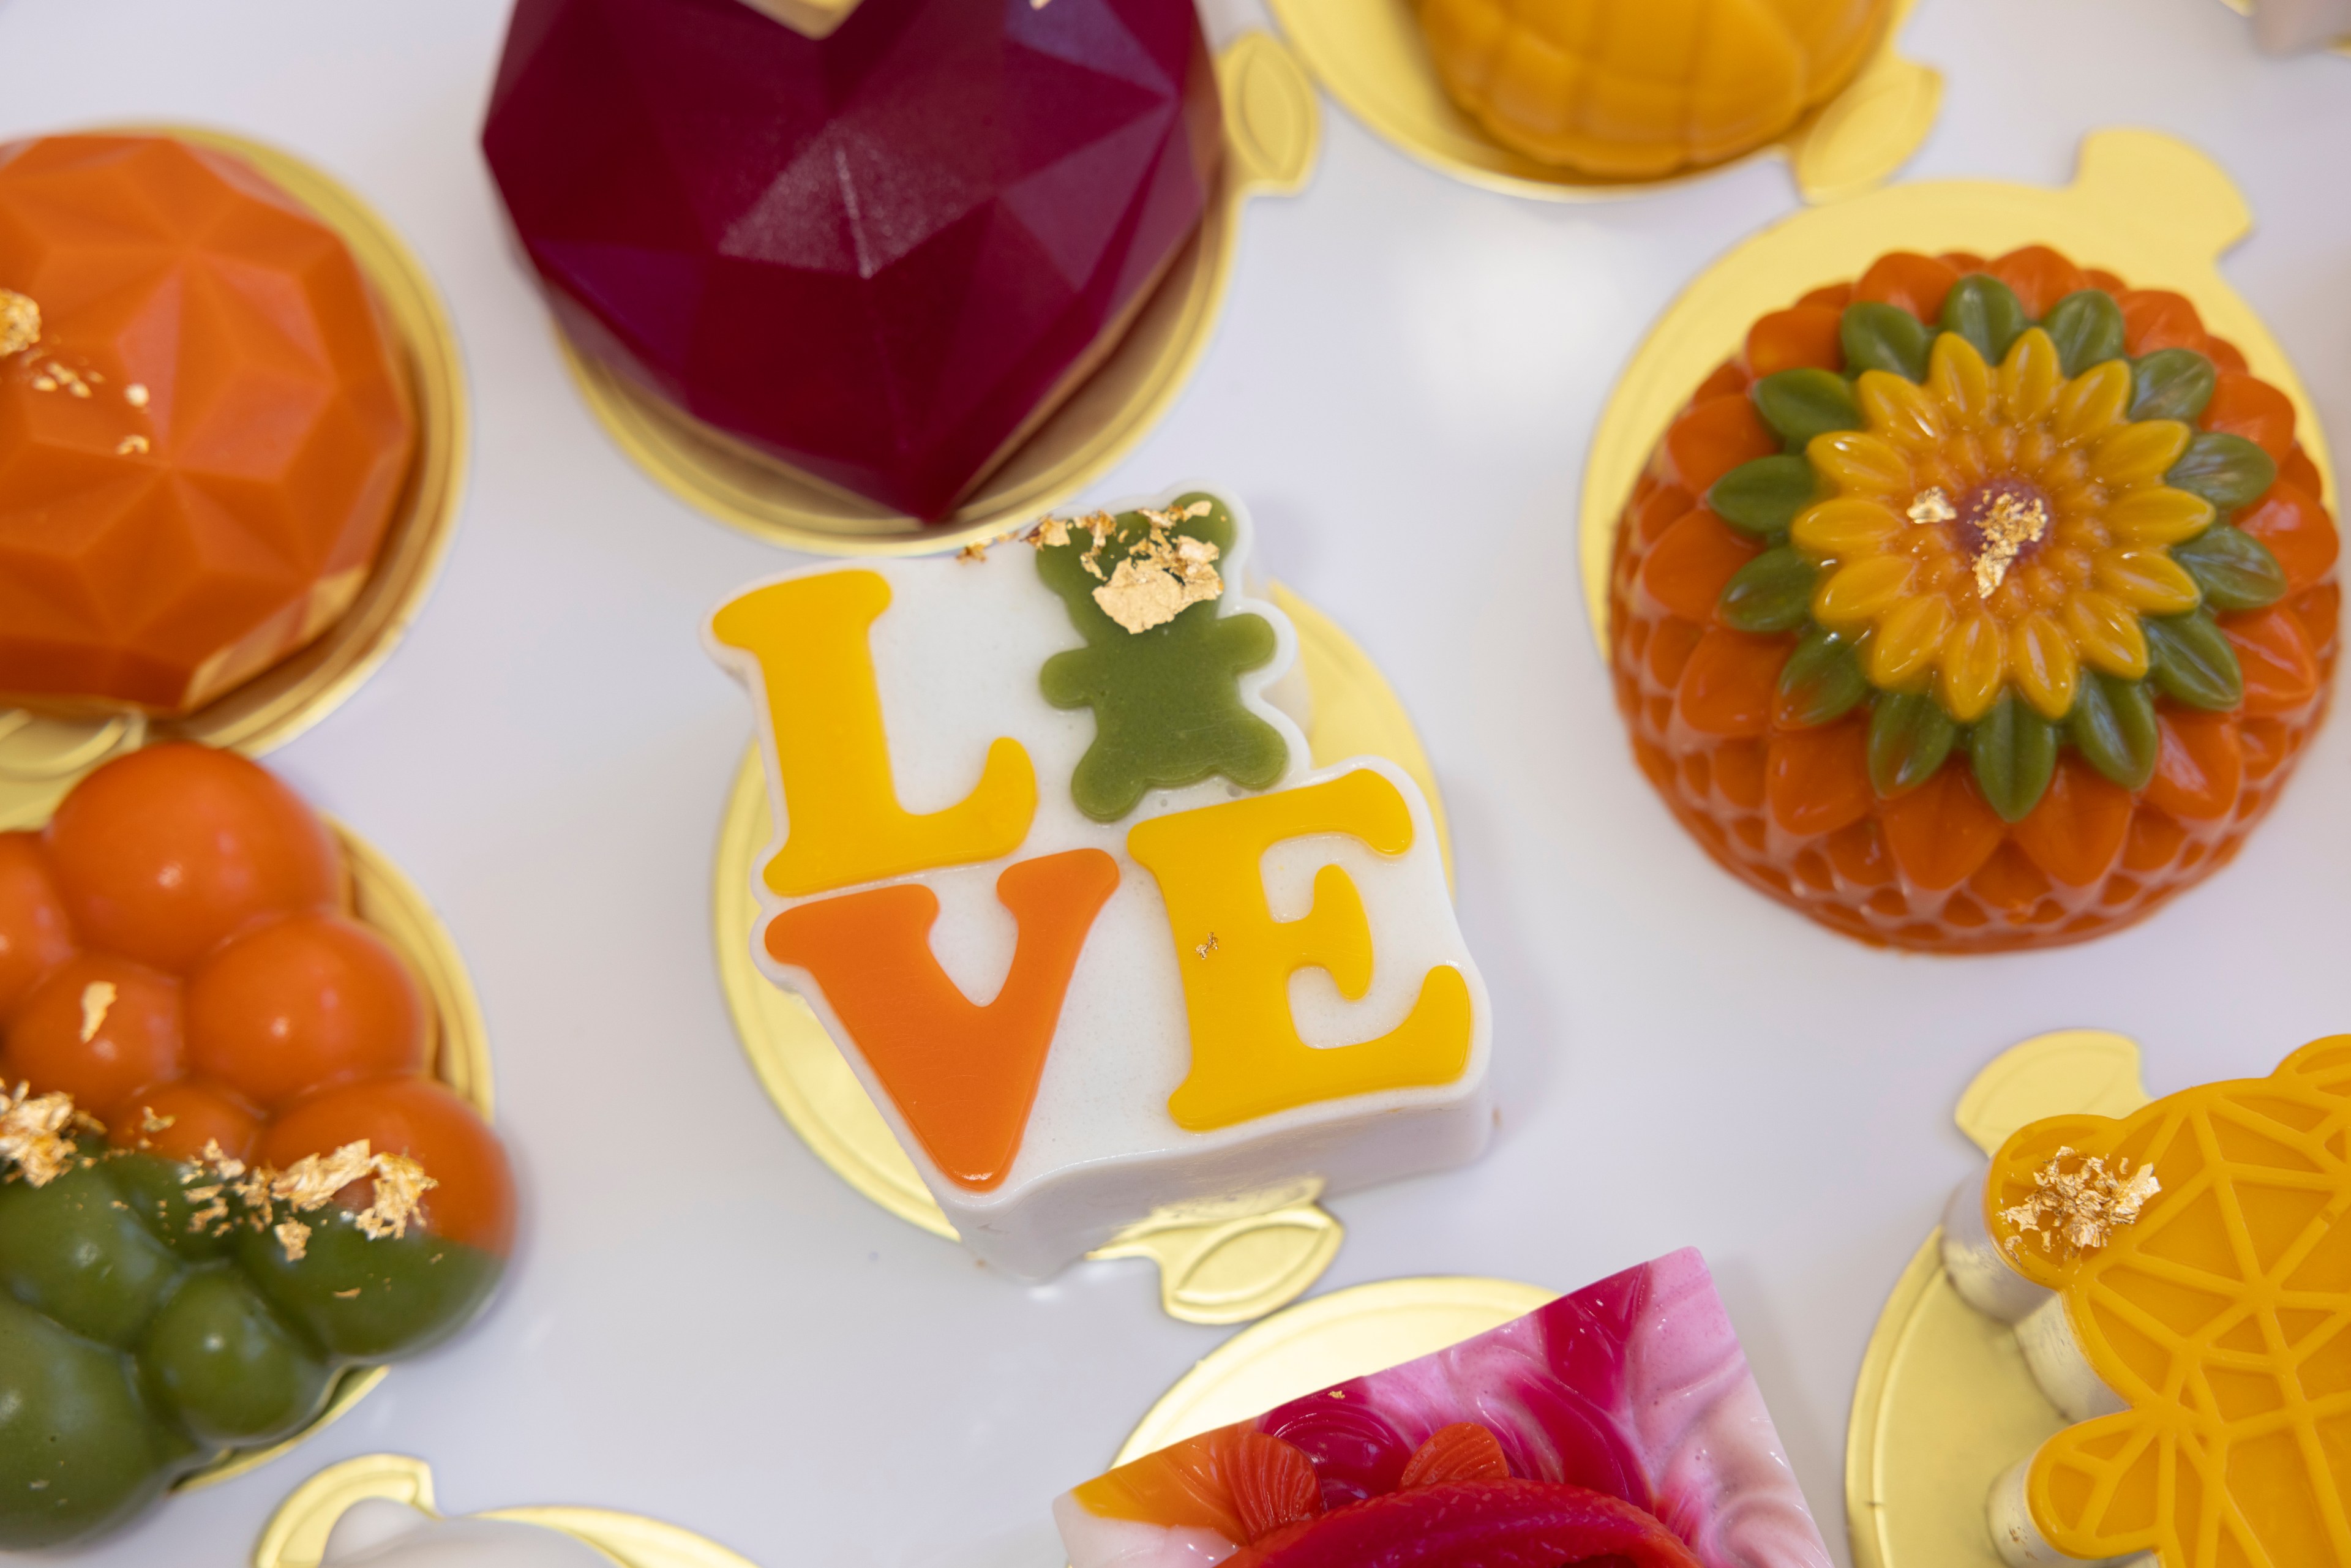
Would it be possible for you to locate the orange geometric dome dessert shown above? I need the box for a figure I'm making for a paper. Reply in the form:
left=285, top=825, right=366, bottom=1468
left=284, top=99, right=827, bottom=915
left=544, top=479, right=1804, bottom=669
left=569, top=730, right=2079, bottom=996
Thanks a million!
left=0, top=135, right=416, bottom=718
left=1607, top=247, right=2338, bottom=951
left=1418, top=0, right=1888, bottom=178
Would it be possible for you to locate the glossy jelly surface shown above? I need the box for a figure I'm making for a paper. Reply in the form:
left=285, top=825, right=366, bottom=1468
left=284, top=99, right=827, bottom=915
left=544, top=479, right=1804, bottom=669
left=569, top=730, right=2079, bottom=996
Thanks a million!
left=0, top=135, right=416, bottom=716
left=483, top=0, right=1221, bottom=522
left=1986, top=1037, right=2351, bottom=1568
left=1055, top=1249, right=1831, bottom=1568
left=1608, top=247, right=2338, bottom=951
left=1418, top=0, right=1886, bottom=178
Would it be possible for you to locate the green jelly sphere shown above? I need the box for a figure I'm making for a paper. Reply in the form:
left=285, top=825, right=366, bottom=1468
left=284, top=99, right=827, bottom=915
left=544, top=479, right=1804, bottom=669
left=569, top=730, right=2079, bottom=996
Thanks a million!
left=236, top=1215, right=502, bottom=1361
left=103, top=1152, right=238, bottom=1264
left=141, top=1268, right=332, bottom=1448
left=0, top=1292, right=187, bottom=1550
left=0, top=1162, right=184, bottom=1348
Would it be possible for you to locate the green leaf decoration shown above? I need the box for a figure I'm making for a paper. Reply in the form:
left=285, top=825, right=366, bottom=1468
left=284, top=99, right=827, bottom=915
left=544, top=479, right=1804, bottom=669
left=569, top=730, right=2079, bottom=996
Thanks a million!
left=1840, top=301, right=1935, bottom=381
left=1868, top=692, right=1958, bottom=798
left=2129, top=348, right=2216, bottom=423
left=2144, top=609, right=2244, bottom=711
left=2172, top=524, right=2287, bottom=612
left=1752, top=369, right=1864, bottom=449
left=1037, top=494, right=1291, bottom=821
left=1717, top=547, right=1817, bottom=633
left=1939, top=274, right=2028, bottom=364
left=1777, top=626, right=1868, bottom=728
left=2068, top=670, right=2159, bottom=791
left=2042, top=290, right=2129, bottom=377
left=1708, top=455, right=1817, bottom=538
left=1968, top=691, right=2060, bottom=823
left=2167, top=431, right=2277, bottom=512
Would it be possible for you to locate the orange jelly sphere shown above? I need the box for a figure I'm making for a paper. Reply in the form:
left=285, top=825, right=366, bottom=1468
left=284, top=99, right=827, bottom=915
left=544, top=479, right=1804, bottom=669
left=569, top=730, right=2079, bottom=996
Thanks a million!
left=0, top=134, right=417, bottom=716
left=263, top=1077, right=516, bottom=1256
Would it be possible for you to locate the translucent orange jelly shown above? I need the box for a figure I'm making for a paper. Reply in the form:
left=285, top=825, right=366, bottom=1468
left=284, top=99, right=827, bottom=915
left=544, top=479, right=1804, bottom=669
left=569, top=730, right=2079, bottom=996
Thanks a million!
left=0, top=135, right=416, bottom=717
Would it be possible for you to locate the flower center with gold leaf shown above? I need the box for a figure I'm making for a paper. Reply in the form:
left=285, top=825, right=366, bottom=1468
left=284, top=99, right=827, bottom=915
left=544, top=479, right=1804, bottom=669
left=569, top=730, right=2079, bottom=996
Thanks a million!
left=1792, top=328, right=2210, bottom=723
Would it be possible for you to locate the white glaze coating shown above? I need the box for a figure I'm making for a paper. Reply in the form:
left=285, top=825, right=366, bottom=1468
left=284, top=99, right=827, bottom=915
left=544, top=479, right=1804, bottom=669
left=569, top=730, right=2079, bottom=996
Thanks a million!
left=1940, top=1169, right=2054, bottom=1324
left=706, top=486, right=1492, bottom=1278
left=321, top=1500, right=617, bottom=1567
left=1987, top=1464, right=2152, bottom=1568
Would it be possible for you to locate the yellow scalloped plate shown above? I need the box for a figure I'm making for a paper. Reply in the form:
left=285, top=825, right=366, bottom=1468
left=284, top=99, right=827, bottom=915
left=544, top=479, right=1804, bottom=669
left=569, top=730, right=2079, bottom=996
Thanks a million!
left=1844, top=1030, right=2154, bottom=1568
left=1266, top=0, right=1939, bottom=204
left=710, top=582, right=1447, bottom=1323
left=559, top=32, right=1319, bottom=557
left=1580, top=127, right=2336, bottom=656
left=0, top=125, right=467, bottom=828
left=174, top=823, right=494, bottom=1492
left=252, top=1454, right=756, bottom=1568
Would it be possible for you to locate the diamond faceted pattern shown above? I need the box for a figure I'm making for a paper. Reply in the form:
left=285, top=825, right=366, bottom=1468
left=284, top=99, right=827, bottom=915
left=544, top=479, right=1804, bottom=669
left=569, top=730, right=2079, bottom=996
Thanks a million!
left=482, top=0, right=1221, bottom=522
left=0, top=136, right=418, bottom=717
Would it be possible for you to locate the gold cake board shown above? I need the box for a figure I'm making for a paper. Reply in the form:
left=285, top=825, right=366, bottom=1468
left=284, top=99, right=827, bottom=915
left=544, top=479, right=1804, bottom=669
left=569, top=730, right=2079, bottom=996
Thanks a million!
left=1846, top=1030, right=2158, bottom=1568
left=254, top=1453, right=754, bottom=1568
left=713, top=584, right=1450, bottom=1326
left=1266, top=0, right=1940, bottom=205
left=558, top=32, right=1321, bottom=557
left=0, top=125, right=468, bottom=827
left=1578, top=127, right=2336, bottom=656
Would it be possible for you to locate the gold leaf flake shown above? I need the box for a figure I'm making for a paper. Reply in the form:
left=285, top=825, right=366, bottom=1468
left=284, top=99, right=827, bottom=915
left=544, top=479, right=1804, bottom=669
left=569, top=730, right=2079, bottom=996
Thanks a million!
left=124, top=382, right=148, bottom=408
left=1028, top=516, right=1071, bottom=549
left=0, top=290, right=36, bottom=358
left=2000, top=1146, right=2161, bottom=1258
left=1970, top=490, right=2050, bottom=598
left=354, top=1152, right=435, bottom=1240
left=116, top=435, right=148, bottom=456
left=333, top=1287, right=361, bottom=1299
left=958, top=541, right=988, bottom=563
left=140, top=1107, right=175, bottom=1133
left=271, top=1139, right=379, bottom=1211
left=1088, top=512, right=1223, bottom=634
left=274, top=1220, right=311, bottom=1261
left=1907, top=487, right=1957, bottom=526
left=0, top=1084, right=85, bottom=1187
left=1196, top=932, right=1218, bottom=959
left=31, top=376, right=54, bottom=392
left=78, top=981, right=116, bottom=1043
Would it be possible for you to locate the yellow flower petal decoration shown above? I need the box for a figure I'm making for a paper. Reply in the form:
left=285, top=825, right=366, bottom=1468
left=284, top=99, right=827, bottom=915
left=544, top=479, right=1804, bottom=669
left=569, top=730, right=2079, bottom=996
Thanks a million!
left=1815, top=555, right=1916, bottom=627
left=2090, top=419, right=2191, bottom=488
left=1807, top=431, right=1912, bottom=498
left=2095, top=548, right=2202, bottom=615
left=2063, top=592, right=2151, bottom=680
left=1868, top=593, right=1956, bottom=687
left=1791, top=497, right=1903, bottom=560
left=2104, top=486, right=2215, bottom=547
left=2052, top=359, right=2132, bottom=443
left=1925, top=332, right=1993, bottom=429
left=2009, top=614, right=2080, bottom=720
left=1938, top=612, right=2008, bottom=721
left=1857, top=370, right=1946, bottom=449
left=1997, top=329, right=2063, bottom=423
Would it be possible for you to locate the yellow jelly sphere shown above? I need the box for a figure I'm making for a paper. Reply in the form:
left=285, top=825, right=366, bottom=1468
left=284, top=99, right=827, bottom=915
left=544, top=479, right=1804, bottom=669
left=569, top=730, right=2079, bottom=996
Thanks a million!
left=1417, top=0, right=1889, bottom=179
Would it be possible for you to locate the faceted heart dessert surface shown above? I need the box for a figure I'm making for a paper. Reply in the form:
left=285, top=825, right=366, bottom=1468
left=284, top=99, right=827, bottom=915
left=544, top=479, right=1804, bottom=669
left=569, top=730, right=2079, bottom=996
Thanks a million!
left=0, top=135, right=418, bottom=718
left=1054, top=1250, right=1832, bottom=1568
left=482, top=0, right=1222, bottom=523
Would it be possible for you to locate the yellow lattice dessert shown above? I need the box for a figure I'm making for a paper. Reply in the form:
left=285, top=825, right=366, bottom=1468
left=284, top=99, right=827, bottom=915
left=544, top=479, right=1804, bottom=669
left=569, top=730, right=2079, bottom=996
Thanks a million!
left=1948, top=1037, right=2351, bottom=1567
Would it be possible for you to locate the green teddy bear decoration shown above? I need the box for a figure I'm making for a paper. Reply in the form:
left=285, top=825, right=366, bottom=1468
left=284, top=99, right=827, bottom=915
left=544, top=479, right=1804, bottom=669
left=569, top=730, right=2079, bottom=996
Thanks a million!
left=1035, top=494, right=1291, bottom=822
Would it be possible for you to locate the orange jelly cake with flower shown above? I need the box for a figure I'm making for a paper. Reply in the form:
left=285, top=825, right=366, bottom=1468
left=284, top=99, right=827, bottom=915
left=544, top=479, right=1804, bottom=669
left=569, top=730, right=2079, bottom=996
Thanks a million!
left=1608, top=247, right=2338, bottom=951
left=0, top=135, right=416, bottom=718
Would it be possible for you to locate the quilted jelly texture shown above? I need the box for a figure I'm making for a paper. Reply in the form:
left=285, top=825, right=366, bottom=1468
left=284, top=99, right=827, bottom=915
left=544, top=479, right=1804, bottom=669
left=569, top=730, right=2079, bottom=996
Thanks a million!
left=1608, top=247, right=2339, bottom=952
left=0, top=136, right=417, bottom=718
left=482, top=0, right=1221, bottom=522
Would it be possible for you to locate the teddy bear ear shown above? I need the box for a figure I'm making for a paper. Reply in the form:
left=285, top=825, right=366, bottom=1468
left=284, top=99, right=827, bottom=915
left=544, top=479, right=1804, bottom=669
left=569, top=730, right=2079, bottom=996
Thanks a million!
left=2023, top=1409, right=2173, bottom=1564
left=2278, top=1035, right=2351, bottom=1099
left=1986, top=1112, right=2123, bottom=1289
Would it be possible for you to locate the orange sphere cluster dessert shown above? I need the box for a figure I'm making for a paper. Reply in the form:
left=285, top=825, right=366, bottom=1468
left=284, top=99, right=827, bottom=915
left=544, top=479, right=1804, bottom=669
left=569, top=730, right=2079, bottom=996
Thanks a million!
left=1608, top=246, right=2338, bottom=951
left=0, top=135, right=416, bottom=718
left=1417, top=0, right=1889, bottom=178
left=0, top=743, right=511, bottom=1548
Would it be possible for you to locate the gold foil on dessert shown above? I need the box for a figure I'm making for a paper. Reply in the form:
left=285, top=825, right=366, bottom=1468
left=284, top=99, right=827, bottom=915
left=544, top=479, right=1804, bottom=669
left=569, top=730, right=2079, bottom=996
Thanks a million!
left=0, top=1084, right=83, bottom=1187
left=1845, top=1029, right=2159, bottom=1568
left=77, top=980, right=114, bottom=1041
left=1581, top=129, right=2335, bottom=657
left=0, top=290, right=36, bottom=358
left=1265, top=0, right=1938, bottom=206
left=553, top=33, right=1318, bottom=557
left=0, top=126, right=468, bottom=830
left=711, top=583, right=1450, bottom=1324
left=1998, top=1147, right=2158, bottom=1258
left=1905, top=487, right=1956, bottom=527
left=1089, top=505, right=1223, bottom=633
left=1968, top=490, right=2050, bottom=598
left=255, top=1454, right=756, bottom=1568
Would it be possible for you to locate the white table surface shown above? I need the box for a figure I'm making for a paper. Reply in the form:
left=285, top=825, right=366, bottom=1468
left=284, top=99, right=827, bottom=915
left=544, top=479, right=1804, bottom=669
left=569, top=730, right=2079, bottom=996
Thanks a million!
left=1, top=1, right=2345, bottom=1564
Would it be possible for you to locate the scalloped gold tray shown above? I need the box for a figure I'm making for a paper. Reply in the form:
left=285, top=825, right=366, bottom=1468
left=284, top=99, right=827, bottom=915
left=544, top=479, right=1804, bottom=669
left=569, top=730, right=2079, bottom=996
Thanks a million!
left=1845, top=1030, right=2156, bottom=1568
left=254, top=1454, right=754, bottom=1568
left=711, top=582, right=1448, bottom=1324
left=168, top=822, right=494, bottom=1493
left=1579, top=127, right=2337, bottom=655
left=0, top=126, right=468, bottom=828
left=559, top=32, right=1319, bottom=557
left=1265, top=0, right=1938, bottom=204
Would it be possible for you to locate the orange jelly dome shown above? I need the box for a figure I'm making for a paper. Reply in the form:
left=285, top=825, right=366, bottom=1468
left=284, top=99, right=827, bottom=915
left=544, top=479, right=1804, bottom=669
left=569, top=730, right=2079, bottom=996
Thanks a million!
left=0, top=743, right=511, bottom=1256
left=1608, top=247, right=2338, bottom=952
left=0, top=134, right=417, bottom=717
